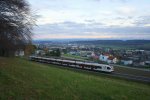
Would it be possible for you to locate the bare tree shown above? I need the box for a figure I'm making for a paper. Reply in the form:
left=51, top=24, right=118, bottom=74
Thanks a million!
left=0, top=0, right=34, bottom=56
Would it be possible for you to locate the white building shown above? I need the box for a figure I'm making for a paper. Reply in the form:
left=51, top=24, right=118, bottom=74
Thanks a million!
left=99, top=54, right=109, bottom=62
left=35, top=50, right=45, bottom=56
left=15, top=50, right=24, bottom=56
left=121, top=60, right=133, bottom=65
left=69, top=51, right=77, bottom=55
left=107, top=57, right=118, bottom=64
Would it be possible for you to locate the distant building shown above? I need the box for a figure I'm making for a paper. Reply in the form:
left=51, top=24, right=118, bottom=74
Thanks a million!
left=91, top=52, right=99, bottom=60
left=15, top=50, right=24, bottom=57
left=86, top=52, right=92, bottom=58
left=107, top=56, right=118, bottom=64
left=99, top=54, right=118, bottom=64
left=69, top=51, right=78, bottom=55
left=136, top=61, right=145, bottom=66
left=35, top=50, right=45, bottom=56
left=99, top=54, right=110, bottom=62
left=139, top=61, right=145, bottom=66
left=145, top=61, right=150, bottom=65
left=121, top=59, right=133, bottom=65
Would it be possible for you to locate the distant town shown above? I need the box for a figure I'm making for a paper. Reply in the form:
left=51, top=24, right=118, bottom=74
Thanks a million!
left=17, top=40, right=149, bottom=69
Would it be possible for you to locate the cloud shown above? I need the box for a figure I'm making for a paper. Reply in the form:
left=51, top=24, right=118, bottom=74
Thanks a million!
left=100, top=11, right=113, bottom=16
left=134, top=15, right=150, bottom=26
left=92, top=0, right=128, bottom=2
left=33, top=21, right=150, bottom=40
left=28, top=0, right=150, bottom=40
left=85, top=19, right=95, bottom=23
left=117, top=6, right=136, bottom=15
left=92, top=0, right=101, bottom=2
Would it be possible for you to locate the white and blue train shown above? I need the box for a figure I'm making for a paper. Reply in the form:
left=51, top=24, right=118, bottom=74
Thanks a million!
left=29, top=56, right=114, bottom=73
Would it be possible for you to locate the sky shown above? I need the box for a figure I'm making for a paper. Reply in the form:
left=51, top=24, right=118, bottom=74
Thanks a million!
left=27, top=0, right=150, bottom=40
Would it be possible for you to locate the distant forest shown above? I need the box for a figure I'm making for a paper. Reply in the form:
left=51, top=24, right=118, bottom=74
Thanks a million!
left=73, top=40, right=150, bottom=50
left=33, top=40, right=150, bottom=50
left=73, top=40, right=150, bottom=45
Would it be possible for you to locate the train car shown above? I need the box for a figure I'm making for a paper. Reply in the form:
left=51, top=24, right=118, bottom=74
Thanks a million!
left=29, top=56, right=114, bottom=73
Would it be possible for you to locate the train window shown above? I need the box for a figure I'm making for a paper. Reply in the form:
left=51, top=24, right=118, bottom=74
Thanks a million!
left=107, top=67, right=111, bottom=70
left=99, top=66, right=102, bottom=69
left=97, top=66, right=101, bottom=69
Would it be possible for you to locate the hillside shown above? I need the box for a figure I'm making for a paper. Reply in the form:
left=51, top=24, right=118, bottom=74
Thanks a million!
left=0, top=57, right=150, bottom=100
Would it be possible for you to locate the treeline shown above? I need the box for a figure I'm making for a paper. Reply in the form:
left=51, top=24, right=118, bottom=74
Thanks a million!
left=73, top=40, right=150, bottom=45
left=73, top=40, right=150, bottom=50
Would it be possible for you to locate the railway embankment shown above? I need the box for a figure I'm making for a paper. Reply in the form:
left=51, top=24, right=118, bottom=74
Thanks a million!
left=0, top=57, right=150, bottom=100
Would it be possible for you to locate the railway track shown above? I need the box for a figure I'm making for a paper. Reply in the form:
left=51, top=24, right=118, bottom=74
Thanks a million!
left=30, top=56, right=150, bottom=83
left=70, top=66, right=150, bottom=83
left=111, top=72, right=150, bottom=83
left=45, top=62, right=150, bottom=83
left=36, top=61, right=150, bottom=83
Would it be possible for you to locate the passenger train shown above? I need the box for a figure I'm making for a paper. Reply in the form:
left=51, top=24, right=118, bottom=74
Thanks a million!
left=29, top=56, right=114, bottom=73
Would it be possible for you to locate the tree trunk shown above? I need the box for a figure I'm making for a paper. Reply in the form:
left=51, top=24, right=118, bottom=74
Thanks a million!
left=0, top=48, right=14, bottom=57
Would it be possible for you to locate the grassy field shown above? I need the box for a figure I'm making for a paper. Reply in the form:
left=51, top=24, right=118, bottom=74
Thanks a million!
left=0, top=57, right=150, bottom=100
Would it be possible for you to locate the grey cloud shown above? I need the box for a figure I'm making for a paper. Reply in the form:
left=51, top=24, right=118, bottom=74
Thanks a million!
left=34, top=21, right=150, bottom=37
left=85, top=19, right=95, bottom=23
left=134, top=15, right=150, bottom=26
left=115, top=16, right=133, bottom=20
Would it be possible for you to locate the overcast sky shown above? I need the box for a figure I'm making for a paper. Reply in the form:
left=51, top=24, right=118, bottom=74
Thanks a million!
left=28, top=0, right=150, bottom=40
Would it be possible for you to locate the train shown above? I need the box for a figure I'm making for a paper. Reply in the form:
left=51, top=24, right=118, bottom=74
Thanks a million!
left=29, top=56, right=114, bottom=73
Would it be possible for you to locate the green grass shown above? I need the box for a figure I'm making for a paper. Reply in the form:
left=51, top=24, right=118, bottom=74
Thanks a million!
left=0, top=57, right=150, bottom=100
